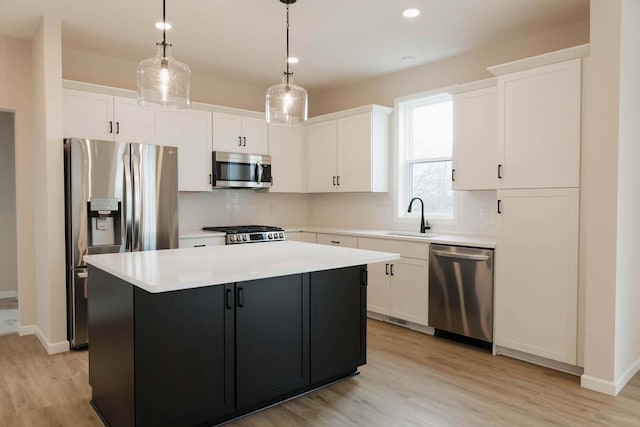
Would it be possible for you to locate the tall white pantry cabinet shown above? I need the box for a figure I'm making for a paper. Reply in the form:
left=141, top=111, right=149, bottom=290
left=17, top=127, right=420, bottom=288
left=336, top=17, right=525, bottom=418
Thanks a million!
left=492, top=58, right=582, bottom=366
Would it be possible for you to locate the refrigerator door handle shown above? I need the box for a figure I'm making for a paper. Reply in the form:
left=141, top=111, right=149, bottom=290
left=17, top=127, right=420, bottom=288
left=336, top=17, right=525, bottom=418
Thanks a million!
left=123, top=147, right=133, bottom=251
left=131, top=145, right=143, bottom=251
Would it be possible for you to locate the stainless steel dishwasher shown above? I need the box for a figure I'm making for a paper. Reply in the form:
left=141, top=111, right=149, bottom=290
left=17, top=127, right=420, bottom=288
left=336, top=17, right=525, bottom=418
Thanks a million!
left=429, top=244, right=494, bottom=343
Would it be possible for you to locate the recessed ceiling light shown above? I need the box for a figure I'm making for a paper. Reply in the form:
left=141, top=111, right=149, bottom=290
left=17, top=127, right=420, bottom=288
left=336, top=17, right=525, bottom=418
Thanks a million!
left=287, top=56, right=299, bottom=64
left=402, top=8, right=420, bottom=18
left=155, top=22, right=172, bottom=30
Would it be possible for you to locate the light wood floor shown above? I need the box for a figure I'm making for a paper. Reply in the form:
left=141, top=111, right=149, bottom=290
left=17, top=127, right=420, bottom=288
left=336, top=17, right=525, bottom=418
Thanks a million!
left=1, top=320, right=639, bottom=426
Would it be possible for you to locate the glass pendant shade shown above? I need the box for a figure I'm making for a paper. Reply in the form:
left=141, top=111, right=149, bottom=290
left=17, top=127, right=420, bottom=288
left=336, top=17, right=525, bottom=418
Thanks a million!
left=137, top=43, right=191, bottom=108
left=266, top=74, right=308, bottom=125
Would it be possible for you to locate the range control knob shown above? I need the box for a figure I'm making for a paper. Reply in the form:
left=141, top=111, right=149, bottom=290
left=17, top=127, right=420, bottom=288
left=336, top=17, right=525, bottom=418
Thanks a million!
left=268, top=233, right=273, bottom=239
left=229, top=235, right=236, bottom=242
left=242, top=235, right=248, bottom=241
left=279, top=232, right=284, bottom=238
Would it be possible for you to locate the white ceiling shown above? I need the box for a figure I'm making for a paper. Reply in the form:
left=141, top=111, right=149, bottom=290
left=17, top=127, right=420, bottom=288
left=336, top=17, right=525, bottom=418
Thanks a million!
left=0, top=0, right=589, bottom=91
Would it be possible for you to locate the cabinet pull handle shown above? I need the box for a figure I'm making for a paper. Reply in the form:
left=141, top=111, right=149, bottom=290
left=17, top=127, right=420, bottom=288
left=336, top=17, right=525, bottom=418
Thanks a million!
left=194, top=244, right=206, bottom=248
left=385, top=263, right=389, bottom=275
left=332, top=176, right=336, bottom=186
left=209, top=174, right=212, bottom=185
left=238, top=136, right=242, bottom=146
left=237, top=287, right=244, bottom=307
left=226, top=288, right=232, bottom=309
left=336, top=176, right=340, bottom=186
left=498, top=164, right=503, bottom=179
left=390, top=264, right=395, bottom=276
left=116, top=122, right=120, bottom=134
left=497, top=199, right=502, bottom=214
left=109, top=121, right=113, bottom=134
left=452, top=169, right=456, bottom=182
left=243, top=136, right=247, bottom=147
left=330, top=240, right=340, bottom=244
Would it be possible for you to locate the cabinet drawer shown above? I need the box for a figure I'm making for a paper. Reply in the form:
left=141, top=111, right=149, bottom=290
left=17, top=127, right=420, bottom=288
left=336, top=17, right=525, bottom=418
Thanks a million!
left=179, top=236, right=226, bottom=248
left=316, top=233, right=358, bottom=249
left=301, top=232, right=317, bottom=244
left=358, top=237, right=429, bottom=260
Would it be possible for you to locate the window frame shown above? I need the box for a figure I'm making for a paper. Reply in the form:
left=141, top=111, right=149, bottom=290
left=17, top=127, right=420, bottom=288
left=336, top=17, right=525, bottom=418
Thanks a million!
left=393, top=89, right=459, bottom=227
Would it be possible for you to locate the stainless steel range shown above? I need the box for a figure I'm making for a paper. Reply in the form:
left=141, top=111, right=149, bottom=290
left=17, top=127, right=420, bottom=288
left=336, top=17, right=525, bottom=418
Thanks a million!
left=202, top=225, right=285, bottom=245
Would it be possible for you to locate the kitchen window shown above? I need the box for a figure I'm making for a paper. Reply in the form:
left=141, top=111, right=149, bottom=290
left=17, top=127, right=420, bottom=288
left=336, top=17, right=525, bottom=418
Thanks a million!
left=396, top=92, right=457, bottom=224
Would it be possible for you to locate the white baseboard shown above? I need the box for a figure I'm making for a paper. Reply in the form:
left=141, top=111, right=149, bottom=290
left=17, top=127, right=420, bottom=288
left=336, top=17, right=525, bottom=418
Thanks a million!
left=366, top=311, right=434, bottom=335
left=581, top=375, right=617, bottom=396
left=18, top=324, right=36, bottom=336
left=0, top=290, right=17, bottom=299
left=615, top=357, right=640, bottom=394
left=581, top=356, right=640, bottom=396
left=34, top=326, right=70, bottom=354
left=18, top=324, right=70, bottom=354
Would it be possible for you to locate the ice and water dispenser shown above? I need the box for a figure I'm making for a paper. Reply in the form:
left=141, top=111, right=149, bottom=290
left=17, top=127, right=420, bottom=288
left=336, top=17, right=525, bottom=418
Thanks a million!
left=87, top=198, right=121, bottom=248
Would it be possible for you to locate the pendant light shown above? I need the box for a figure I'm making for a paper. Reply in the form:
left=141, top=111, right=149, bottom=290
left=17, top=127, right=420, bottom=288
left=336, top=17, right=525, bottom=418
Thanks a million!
left=137, top=0, right=191, bottom=108
left=266, top=0, right=308, bottom=125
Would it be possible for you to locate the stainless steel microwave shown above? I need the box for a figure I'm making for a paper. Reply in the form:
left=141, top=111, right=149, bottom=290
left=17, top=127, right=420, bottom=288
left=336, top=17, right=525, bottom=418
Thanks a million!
left=212, top=151, right=272, bottom=189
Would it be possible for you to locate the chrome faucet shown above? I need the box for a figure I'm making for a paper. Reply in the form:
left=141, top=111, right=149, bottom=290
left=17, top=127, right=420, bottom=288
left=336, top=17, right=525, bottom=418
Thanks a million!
left=408, top=197, right=431, bottom=233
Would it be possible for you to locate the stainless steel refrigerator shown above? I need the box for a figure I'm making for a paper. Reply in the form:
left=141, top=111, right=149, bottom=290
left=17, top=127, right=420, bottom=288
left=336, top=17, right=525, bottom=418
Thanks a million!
left=64, top=138, right=179, bottom=349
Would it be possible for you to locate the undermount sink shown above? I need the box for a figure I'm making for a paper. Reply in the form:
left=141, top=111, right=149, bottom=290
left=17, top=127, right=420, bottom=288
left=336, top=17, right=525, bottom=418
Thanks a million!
left=382, top=231, right=436, bottom=238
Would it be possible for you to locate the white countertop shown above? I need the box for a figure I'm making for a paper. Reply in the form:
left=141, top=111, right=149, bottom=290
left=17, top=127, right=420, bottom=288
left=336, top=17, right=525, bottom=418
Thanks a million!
left=180, top=226, right=496, bottom=249
left=84, top=241, right=400, bottom=294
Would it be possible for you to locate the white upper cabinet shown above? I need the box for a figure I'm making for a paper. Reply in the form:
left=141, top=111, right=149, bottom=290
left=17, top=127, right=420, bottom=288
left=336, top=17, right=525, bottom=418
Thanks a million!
left=268, top=124, right=305, bottom=193
left=497, top=59, right=581, bottom=189
left=113, top=97, right=157, bottom=144
left=157, top=108, right=213, bottom=192
left=494, top=187, right=579, bottom=364
left=306, top=120, right=338, bottom=193
left=305, top=106, right=391, bottom=193
left=452, top=86, right=498, bottom=190
left=63, top=89, right=157, bottom=144
left=63, top=89, right=114, bottom=140
left=212, top=112, right=269, bottom=155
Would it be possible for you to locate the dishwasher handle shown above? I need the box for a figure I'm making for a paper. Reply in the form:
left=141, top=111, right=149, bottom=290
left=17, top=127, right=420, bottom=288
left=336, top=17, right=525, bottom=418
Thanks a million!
left=431, top=250, right=490, bottom=262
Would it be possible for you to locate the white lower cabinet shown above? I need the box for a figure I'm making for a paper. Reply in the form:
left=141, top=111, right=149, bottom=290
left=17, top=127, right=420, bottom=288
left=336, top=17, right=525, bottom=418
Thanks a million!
left=494, top=187, right=579, bottom=364
left=178, top=236, right=226, bottom=248
left=300, top=232, right=317, bottom=244
left=359, top=237, right=429, bottom=326
left=316, top=233, right=358, bottom=248
left=285, top=232, right=301, bottom=241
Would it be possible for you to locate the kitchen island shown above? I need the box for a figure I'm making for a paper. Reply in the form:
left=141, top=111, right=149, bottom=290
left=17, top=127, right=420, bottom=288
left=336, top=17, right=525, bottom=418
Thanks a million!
left=84, top=241, right=399, bottom=427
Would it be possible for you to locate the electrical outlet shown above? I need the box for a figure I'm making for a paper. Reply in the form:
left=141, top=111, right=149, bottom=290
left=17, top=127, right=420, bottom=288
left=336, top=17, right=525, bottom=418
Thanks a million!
left=480, top=207, right=489, bottom=224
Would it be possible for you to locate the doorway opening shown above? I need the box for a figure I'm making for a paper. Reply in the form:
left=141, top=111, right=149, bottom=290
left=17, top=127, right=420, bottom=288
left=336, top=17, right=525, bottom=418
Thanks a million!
left=0, top=110, right=18, bottom=336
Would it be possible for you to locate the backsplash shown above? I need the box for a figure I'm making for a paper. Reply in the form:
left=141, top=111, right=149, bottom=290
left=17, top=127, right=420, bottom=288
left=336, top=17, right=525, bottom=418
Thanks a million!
left=308, top=191, right=497, bottom=235
left=179, top=189, right=497, bottom=236
left=179, top=191, right=309, bottom=231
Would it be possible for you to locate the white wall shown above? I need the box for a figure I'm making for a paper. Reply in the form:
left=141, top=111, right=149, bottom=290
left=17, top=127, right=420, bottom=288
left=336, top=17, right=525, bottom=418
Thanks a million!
left=582, top=0, right=640, bottom=395
left=614, top=0, right=640, bottom=387
left=62, top=48, right=267, bottom=112
left=0, top=35, right=36, bottom=328
left=0, top=111, right=17, bottom=297
left=309, top=20, right=590, bottom=115
left=31, top=17, right=67, bottom=353
left=179, top=191, right=309, bottom=231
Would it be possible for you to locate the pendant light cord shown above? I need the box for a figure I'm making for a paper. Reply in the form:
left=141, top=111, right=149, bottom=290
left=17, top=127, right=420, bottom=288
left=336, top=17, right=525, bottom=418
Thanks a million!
left=285, top=3, right=290, bottom=84
left=162, top=0, right=167, bottom=58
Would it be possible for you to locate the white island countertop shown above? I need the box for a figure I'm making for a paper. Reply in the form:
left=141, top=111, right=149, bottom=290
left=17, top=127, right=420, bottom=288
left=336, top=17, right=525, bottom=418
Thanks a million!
left=84, top=241, right=400, bottom=293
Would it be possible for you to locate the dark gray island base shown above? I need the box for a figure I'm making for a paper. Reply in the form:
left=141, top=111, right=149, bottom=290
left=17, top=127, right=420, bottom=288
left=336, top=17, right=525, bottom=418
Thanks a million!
left=88, top=265, right=368, bottom=427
